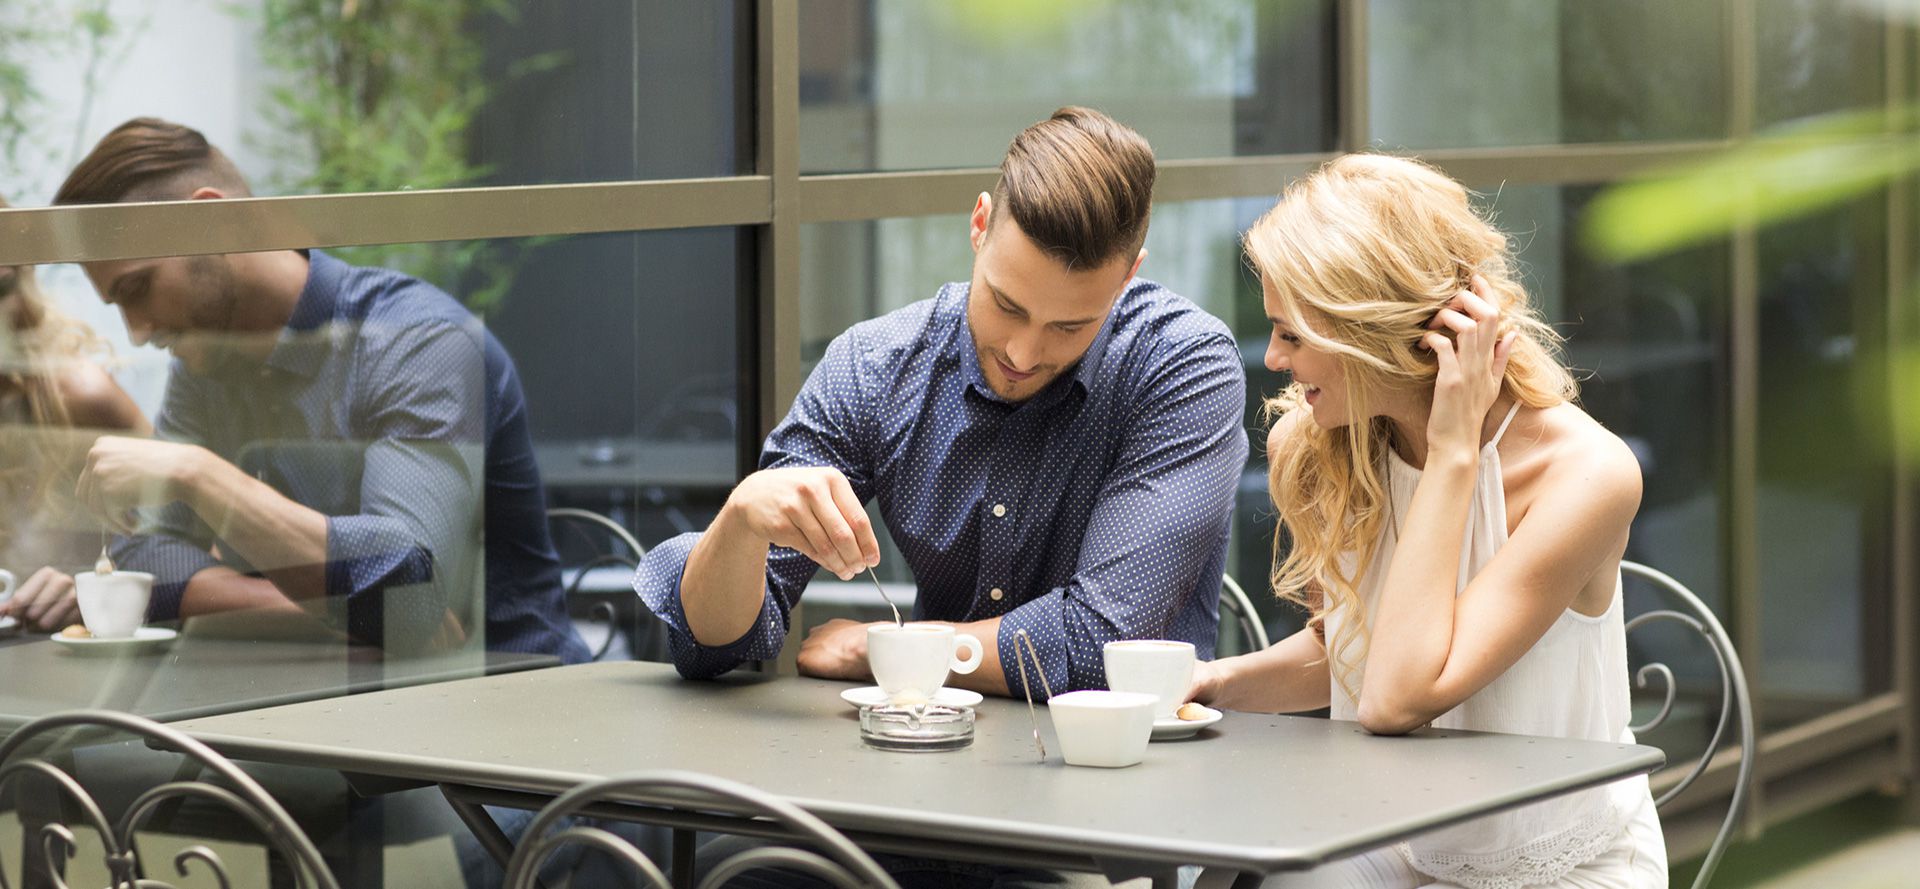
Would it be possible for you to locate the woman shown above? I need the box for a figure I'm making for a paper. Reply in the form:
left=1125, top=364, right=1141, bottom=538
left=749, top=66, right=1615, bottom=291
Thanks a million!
left=1190, top=155, right=1665, bottom=888
left=0, top=195, right=149, bottom=630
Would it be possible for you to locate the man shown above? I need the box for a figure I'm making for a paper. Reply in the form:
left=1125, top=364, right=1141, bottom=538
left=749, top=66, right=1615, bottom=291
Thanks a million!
left=634, top=107, right=1247, bottom=699
left=56, top=117, right=589, bottom=664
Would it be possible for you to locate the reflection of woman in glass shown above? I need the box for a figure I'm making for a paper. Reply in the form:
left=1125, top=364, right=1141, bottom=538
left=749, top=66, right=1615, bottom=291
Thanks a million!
left=1190, top=155, right=1665, bottom=888
left=0, top=195, right=149, bottom=630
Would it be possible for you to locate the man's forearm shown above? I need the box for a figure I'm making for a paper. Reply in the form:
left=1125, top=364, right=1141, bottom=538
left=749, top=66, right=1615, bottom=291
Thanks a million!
left=182, top=457, right=330, bottom=602
left=178, top=566, right=311, bottom=617
left=680, top=505, right=776, bottom=646
left=941, top=616, right=1011, bottom=696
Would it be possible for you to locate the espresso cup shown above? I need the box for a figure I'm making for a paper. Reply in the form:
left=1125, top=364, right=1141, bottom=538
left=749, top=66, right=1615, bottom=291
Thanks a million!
left=74, top=571, right=154, bottom=639
left=1048, top=690, right=1158, bottom=767
left=867, top=623, right=983, bottom=705
left=1103, top=639, right=1196, bottom=719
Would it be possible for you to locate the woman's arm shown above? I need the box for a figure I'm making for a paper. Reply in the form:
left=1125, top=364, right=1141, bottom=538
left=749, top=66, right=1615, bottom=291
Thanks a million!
left=1357, top=286, right=1639, bottom=734
left=1189, top=624, right=1331, bottom=713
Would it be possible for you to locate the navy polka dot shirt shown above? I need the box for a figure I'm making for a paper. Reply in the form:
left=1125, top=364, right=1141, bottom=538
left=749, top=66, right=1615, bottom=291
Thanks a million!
left=114, top=250, right=590, bottom=663
left=634, top=279, right=1247, bottom=697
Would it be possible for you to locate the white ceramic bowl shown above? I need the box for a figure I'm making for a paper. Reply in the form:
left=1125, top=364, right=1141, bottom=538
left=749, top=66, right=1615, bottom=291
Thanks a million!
left=1047, top=690, right=1158, bottom=768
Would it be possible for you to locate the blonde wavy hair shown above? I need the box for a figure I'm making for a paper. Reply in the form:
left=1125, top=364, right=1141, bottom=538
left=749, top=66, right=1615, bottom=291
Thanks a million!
left=0, top=195, right=113, bottom=533
left=1243, top=154, right=1577, bottom=700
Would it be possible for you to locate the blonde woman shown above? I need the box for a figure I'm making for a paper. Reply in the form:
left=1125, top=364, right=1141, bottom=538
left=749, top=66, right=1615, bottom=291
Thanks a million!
left=1189, top=155, right=1665, bottom=888
left=0, top=196, right=149, bottom=630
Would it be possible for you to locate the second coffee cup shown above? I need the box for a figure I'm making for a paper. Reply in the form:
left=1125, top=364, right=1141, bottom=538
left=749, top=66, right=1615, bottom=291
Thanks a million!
left=75, top=570, right=155, bottom=639
left=867, top=623, right=982, bottom=705
left=1103, top=639, right=1196, bottom=719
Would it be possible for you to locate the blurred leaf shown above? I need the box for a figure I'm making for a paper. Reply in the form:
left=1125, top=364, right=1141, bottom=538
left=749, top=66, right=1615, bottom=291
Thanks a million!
left=1899, top=346, right=1920, bottom=464
left=935, top=0, right=1110, bottom=43
left=1583, top=108, right=1920, bottom=261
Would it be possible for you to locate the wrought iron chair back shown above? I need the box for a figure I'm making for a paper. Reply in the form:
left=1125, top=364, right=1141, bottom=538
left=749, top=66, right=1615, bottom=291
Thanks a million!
left=0, top=709, right=339, bottom=889
left=1619, top=560, right=1755, bottom=889
left=1218, top=574, right=1272, bottom=653
left=548, top=507, right=649, bottom=662
left=504, top=770, right=899, bottom=889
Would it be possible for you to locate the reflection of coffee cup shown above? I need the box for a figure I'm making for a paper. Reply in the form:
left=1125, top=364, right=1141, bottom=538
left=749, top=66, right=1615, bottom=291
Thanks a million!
left=1048, top=690, right=1157, bottom=767
left=867, top=623, right=983, bottom=705
left=75, top=571, right=153, bottom=639
left=1103, top=640, right=1196, bottom=719
left=0, top=569, right=15, bottom=609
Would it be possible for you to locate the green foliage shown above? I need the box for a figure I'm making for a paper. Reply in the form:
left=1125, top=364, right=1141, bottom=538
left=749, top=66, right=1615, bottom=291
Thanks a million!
left=1582, top=108, right=1920, bottom=262
left=239, top=0, right=563, bottom=314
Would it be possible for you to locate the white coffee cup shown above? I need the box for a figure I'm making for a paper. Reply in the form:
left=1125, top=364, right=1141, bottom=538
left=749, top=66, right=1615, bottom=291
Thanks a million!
left=866, top=623, right=983, bottom=705
left=74, top=571, right=154, bottom=639
left=0, top=569, right=15, bottom=609
left=1103, top=639, right=1196, bottom=719
left=1048, top=690, right=1158, bottom=767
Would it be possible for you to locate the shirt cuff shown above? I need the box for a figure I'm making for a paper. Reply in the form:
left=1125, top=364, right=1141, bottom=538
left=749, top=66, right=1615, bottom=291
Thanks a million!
left=633, top=533, right=786, bottom=678
left=997, top=590, right=1079, bottom=701
left=110, top=536, right=221, bottom=622
left=325, top=515, right=438, bottom=645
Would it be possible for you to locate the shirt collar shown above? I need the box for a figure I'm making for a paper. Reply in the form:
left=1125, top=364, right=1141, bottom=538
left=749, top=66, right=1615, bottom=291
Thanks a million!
left=952, top=280, right=1117, bottom=410
left=264, top=249, right=341, bottom=379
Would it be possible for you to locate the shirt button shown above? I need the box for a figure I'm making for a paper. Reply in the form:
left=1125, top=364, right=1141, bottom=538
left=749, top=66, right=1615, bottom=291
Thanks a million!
left=992, top=503, right=1007, bottom=518
left=989, top=587, right=1004, bottom=601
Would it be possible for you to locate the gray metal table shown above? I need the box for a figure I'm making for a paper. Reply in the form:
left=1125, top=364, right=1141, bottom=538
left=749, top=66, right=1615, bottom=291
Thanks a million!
left=0, top=624, right=559, bottom=734
left=167, top=660, right=1663, bottom=887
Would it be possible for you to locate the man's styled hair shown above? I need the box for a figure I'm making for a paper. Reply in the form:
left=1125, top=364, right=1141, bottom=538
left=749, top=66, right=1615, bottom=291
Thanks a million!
left=991, top=106, right=1156, bottom=270
left=54, top=117, right=252, bottom=206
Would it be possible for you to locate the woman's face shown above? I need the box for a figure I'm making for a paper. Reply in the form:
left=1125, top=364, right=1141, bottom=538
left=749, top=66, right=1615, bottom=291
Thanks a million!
left=1261, top=277, right=1351, bottom=428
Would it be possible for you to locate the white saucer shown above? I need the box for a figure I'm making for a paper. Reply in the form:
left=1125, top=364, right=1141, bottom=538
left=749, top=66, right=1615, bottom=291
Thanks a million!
left=50, top=627, right=176, bottom=655
left=0, top=616, right=16, bottom=634
left=1151, top=705, right=1223, bottom=740
left=841, top=686, right=984, bottom=710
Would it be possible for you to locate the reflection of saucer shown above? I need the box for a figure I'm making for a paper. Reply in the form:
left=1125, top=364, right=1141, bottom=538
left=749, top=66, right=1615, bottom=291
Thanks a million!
left=1151, top=705, right=1223, bottom=741
left=0, top=616, right=16, bottom=635
left=841, top=686, right=984, bottom=710
left=50, top=627, right=176, bottom=655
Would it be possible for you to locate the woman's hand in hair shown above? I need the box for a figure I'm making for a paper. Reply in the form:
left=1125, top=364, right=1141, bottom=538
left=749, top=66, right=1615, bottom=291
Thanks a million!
left=1422, top=275, right=1516, bottom=458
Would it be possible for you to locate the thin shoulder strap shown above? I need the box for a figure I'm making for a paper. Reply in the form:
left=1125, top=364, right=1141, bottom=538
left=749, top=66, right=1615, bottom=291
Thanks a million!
left=1489, top=401, right=1522, bottom=447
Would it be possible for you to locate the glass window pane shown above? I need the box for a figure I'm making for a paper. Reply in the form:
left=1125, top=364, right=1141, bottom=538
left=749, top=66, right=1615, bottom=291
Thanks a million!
left=1755, top=197, right=1894, bottom=728
left=1755, top=0, right=1887, bottom=127
left=1369, top=0, right=1728, bottom=148
left=3, top=0, right=746, bottom=203
left=798, top=0, right=1337, bottom=174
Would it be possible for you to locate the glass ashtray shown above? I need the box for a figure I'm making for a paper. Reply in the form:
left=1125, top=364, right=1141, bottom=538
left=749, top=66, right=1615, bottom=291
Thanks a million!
left=859, top=703, right=975, bottom=751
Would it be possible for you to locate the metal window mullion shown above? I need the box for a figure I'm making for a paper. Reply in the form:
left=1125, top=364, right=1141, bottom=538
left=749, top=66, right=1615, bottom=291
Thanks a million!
left=756, top=0, right=801, bottom=437
left=0, top=177, right=773, bottom=267
left=1892, top=14, right=1920, bottom=813
left=1337, top=0, right=1370, bottom=151
left=1725, top=0, right=1767, bottom=837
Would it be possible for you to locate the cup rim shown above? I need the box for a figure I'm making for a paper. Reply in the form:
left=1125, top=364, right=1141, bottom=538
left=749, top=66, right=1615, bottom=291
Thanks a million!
left=867, top=622, right=950, bottom=635
left=1102, top=639, right=1195, bottom=652
left=76, top=570, right=156, bottom=583
left=1048, top=690, right=1159, bottom=709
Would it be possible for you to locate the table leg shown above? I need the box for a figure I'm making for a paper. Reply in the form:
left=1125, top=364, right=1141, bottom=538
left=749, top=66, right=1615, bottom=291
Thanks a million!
left=1192, top=868, right=1264, bottom=889
left=440, top=785, right=520, bottom=872
left=673, top=828, right=697, bottom=889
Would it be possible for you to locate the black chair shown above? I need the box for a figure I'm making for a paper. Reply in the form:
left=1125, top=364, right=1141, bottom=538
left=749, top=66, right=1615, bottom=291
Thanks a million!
left=1217, top=574, right=1272, bottom=654
left=1619, top=560, right=1756, bottom=889
left=547, top=507, right=653, bottom=662
left=504, top=770, right=900, bottom=889
left=0, top=709, right=339, bottom=889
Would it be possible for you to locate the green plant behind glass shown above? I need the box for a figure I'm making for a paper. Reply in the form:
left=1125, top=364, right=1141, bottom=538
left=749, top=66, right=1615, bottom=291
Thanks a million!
left=239, top=0, right=562, bottom=315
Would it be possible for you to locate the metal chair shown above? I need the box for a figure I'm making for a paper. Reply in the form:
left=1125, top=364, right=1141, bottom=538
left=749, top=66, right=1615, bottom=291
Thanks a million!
left=504, top=770, right=900, bottom=889
left=548, top=507, right=649, bottom=661
left=0, top=709, right=339, bottom=889
left=1218, top=574, right=1272, bottom=653
left=1619, top=560, right=1755, bottom=889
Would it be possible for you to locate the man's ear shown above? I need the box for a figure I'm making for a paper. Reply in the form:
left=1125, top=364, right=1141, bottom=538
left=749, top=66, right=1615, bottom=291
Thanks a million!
left=188, top=186, right=227, bottom=201
left=1126, top=247, right=1147, bottom=282
left=969, top=192, right=992, bottom=254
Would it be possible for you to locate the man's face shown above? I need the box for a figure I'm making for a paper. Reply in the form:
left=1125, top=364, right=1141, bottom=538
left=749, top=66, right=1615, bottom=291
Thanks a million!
left=966, top=206, right=1139, bottom=402
left=82, top=254, right=241, bottom=371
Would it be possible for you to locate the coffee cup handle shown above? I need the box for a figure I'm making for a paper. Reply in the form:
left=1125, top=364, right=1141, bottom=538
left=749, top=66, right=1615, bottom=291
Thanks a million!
left=949, top=633, right=983, bottom=675
left=0, top=569, right=14, bottom=600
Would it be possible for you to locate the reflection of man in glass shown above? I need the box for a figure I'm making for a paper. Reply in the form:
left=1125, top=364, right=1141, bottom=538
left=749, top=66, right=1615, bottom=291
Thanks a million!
left=635, top=107, right=1247, bottom=697
left=54, top=118, right=589, bottom=662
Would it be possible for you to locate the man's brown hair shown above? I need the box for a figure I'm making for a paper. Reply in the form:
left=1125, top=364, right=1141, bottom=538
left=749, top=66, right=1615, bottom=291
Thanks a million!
left=991, top=106, right=1156, bottom=271
left=54, top=117, right=251, bottom=206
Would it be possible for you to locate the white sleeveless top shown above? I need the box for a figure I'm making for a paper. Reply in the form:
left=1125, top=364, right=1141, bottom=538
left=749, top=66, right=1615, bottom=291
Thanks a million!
left=1324, top=405, right=1651, bottom=889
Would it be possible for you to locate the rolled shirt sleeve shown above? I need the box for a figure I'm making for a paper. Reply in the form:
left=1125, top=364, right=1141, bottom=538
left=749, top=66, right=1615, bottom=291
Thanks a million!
left=633, top=331, right=875, bottom=678
left=996, top=332, right=1248, bottom=699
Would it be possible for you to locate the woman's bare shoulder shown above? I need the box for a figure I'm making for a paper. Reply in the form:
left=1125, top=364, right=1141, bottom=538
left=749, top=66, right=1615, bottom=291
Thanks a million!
left=52, top=363, right=149, bottom=432
left=1533, top=402, right=1642, bottom=510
